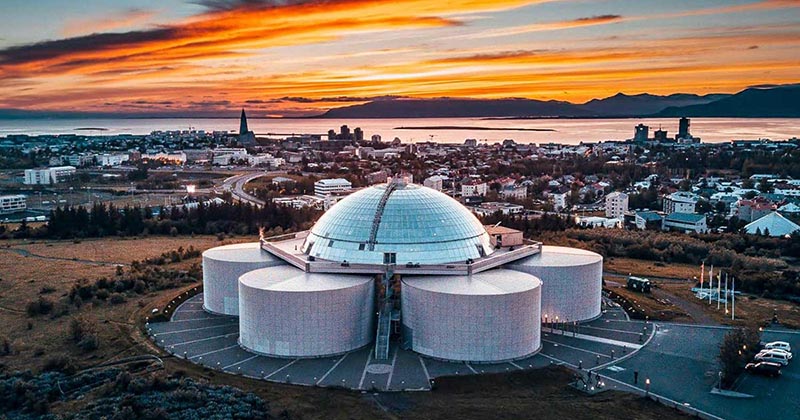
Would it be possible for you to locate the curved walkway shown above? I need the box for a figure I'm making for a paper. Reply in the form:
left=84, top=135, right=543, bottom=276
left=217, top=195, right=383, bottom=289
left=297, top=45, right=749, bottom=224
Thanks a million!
left=147, top=295, right=650, bottom=392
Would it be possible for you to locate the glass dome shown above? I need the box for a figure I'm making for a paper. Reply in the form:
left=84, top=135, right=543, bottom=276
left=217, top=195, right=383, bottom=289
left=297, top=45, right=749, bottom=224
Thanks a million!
left=303, top=183, right=493, bottom=264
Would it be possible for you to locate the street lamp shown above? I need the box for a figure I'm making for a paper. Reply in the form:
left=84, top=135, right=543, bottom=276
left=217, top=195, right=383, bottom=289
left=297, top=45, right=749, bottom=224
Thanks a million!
left=645, top=378, right=651, bottom=397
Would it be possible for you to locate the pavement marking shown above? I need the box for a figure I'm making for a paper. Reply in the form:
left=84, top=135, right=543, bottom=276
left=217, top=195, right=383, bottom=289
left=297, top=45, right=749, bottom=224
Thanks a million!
left=539, top=353, right=576, bottom=368
left=579, top=325, right=645, bottom=336
left=189, top=344, right=239, bottom=360
left=358, top=351, right=373, bottom=389
left=419, top=357, right=431, bottom=383
left=317, top=353, right=349, bottom=385
left=593, top=322, right=657, bottom=371
left=542, top=339, right=610, bottom=358
left=266, top=359, right=298, bottom=379
left=465, top=363, right=478, bottom=374
left=509, top=361, right=524, bottom=370
left=563, top=332, right=644, bottom=350
left=169, top=332, right=238, bottom=347
left=154, top=323, right=238, bottom=335
left=223, top=355, right=259, bottom=370
left=386, top=348, right=399, bottom=390
left=167, top=317, right=235, bottom=323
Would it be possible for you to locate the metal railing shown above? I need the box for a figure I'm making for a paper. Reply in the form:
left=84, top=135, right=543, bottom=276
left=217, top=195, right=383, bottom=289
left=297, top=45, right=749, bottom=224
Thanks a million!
left=261, top=232, right=542, bottom=276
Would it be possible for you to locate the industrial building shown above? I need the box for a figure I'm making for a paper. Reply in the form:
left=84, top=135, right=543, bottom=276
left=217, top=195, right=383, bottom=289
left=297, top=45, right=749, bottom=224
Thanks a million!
left=202, top=242, right=286, bottom=315
left=506, top=246, right=603, bottom=323
left=199, top=179, right=603, bottom=365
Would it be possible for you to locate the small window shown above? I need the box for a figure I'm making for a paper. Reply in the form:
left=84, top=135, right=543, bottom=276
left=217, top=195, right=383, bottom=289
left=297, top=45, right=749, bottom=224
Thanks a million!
left=328, top=240, right=334, bottom=247
left=359, top=243, right=366, bottom=251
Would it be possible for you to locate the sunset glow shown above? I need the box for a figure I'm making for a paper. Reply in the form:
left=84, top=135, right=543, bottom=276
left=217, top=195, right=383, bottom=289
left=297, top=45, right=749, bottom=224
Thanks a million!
left=1, top=0, right=799, bottom=116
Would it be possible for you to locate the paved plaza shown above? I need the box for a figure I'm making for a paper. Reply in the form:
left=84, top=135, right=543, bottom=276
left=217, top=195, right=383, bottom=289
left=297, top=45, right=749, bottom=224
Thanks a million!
left=148, top=294, right=645, bottom=391
left=149, top=293, right=799, bottom=419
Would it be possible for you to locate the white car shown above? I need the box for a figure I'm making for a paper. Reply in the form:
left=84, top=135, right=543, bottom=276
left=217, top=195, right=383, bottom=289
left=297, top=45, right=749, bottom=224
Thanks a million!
left=755, top=351, right=790, bottom=366
left=765, top=341, right=792, bottom=353
left=757, top=349, right=792, bottom=360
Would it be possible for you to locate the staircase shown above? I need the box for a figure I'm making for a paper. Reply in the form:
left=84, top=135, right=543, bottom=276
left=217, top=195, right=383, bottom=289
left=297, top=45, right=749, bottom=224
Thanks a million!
left=374, top=301, right=392, bottom=360
left=374, top=268, right=394, bottom=360
left=368, top=182, right=398, bottom=251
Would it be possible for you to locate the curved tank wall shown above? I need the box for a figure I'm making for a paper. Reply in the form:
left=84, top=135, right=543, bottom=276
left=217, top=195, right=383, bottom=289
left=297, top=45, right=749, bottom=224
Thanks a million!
left=505, top=245, right=603, bottom=323
left=202, top=242, right=286, bottom=316
left=401, top=269, right=541, bottom=362
left=238, top=265, right=374, bottom=358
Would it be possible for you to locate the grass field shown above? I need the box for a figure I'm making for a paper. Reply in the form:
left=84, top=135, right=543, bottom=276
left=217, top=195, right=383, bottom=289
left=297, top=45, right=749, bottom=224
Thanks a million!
left=0, top=234, right=694, bottom=419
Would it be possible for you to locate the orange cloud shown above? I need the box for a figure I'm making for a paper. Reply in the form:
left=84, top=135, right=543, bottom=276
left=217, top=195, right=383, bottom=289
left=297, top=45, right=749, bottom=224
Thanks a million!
left=460, top=14, right=624, bottom=39
left=1, top=0, right=799, bottom=115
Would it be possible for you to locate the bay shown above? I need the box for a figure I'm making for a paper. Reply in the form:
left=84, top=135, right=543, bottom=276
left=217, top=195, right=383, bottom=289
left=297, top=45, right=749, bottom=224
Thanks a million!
left=1, top=117, right=798, bottom=145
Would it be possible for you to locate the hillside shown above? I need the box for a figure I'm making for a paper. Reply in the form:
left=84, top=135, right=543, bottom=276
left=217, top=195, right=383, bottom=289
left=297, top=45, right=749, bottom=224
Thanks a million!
left=581, top=92, right=729, bottom=116
left=319, top=98, right=592, bottom=118
left=656, top=85, right=800, bottom=117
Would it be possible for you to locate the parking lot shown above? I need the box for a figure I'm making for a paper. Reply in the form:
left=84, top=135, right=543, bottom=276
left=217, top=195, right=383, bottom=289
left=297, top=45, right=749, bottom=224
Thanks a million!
left=598, top=323, right=799, bottom=420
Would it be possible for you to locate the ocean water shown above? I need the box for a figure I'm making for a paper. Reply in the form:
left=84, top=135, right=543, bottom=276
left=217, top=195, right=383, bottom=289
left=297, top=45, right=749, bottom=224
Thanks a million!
left=1, top=117, right=798, bottom=145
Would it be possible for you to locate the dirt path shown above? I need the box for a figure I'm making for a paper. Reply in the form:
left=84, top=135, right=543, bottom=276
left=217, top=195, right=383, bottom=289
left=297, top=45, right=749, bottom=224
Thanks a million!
left=0, top=247, right=126, bottom=266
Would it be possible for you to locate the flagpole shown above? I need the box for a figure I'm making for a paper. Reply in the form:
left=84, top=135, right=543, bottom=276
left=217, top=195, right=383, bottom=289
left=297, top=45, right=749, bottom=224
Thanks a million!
left=732, top=277, right=735, bottom=320
left=717, top=272, right=721, bottom=309
left=700, top=262, right=705, bottom=296
left=724, top=273, right=728, bottom=314
left=709, top=265, right=714, bottom=304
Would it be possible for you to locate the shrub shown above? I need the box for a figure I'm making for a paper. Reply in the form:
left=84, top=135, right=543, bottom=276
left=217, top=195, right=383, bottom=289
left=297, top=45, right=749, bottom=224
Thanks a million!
left=26, top=296, right=54, bottom=316
left=110, top=293, right=126, bottom=305
left=42, top=356, right=76, bottom=375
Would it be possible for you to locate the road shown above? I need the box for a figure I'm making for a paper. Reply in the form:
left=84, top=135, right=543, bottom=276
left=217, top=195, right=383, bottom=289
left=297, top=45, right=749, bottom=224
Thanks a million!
left=219, top=171, right=285, bottom=207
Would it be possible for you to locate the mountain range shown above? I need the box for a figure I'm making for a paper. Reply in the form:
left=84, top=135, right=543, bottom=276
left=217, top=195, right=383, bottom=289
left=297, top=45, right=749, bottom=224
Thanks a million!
left=1, top=84, right=798, bottom=119
left=319, top=84, right=800, bottom=118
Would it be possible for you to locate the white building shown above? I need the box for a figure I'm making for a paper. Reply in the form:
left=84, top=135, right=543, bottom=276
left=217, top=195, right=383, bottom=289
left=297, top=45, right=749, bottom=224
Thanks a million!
left=662, top=191, right=700, bottom=214
left=24, top=166, right=77, bottom=185
left=744, top=212, right=800, bottom=237
left=551, top=192, right=568, bottom=211
left=500, top=185, right=527, bottom=200
left=461, top=181, right=488, bottom=197
left=605, top=191, right=629, bottom=219
left=576, top=216, right=622, bottom=229
left=422, top=175, right=446, bottom=192
left=0, top=194, right=26, bottom=214
left=662, top=212, right=708, bottom=233
left=202, top=243, right=287, bottom=315
left=472, top=202, right=524, bottom=217
left=142, top=152, right=187, bottom=164
left=314, top=178, right=352, bottom=198
left=507, top=246, right=603, bottom=323
left=98, top=153, right=129, bottom=167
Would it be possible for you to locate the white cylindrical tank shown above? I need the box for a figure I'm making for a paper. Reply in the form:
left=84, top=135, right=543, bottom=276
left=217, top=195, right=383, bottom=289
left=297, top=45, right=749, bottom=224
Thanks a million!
left=238, top=265, right=375, bottom=358
left=506, top=246, right=603, bottom=323
left=402, top=269, right=541, bottom=362
left=202, top=242, right=285, bottom=316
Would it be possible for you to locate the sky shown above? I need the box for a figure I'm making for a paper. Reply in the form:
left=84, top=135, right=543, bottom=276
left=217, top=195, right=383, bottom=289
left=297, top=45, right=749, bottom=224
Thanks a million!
left=0, top=0, right=798, bottom=117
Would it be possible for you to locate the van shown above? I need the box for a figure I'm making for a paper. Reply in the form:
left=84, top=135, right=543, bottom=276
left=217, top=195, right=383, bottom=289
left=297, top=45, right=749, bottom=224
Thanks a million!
left=757, top=348, right=792, bottom=360
left=765, top=341, right=792, bottom=353
left=755, top=352, right=790, bottom=366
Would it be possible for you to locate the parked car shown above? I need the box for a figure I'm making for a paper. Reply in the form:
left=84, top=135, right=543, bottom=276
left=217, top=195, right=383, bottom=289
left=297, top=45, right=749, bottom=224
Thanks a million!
left=757, top=348, right=792, bottom=360
left=765, top=341, right=792, bottom=353
left=755, top=351, right=790, bottom=366
left=745, top=362, right=782, bottom=377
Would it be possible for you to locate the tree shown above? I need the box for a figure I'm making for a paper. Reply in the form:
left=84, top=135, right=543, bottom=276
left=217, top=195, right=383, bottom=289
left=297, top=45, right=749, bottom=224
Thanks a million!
left=718, top=328, right=761, bottom=388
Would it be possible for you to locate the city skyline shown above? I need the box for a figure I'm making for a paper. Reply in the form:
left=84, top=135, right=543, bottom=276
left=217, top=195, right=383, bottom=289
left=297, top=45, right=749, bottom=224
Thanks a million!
left=1, top=0, right=799, bottom=117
